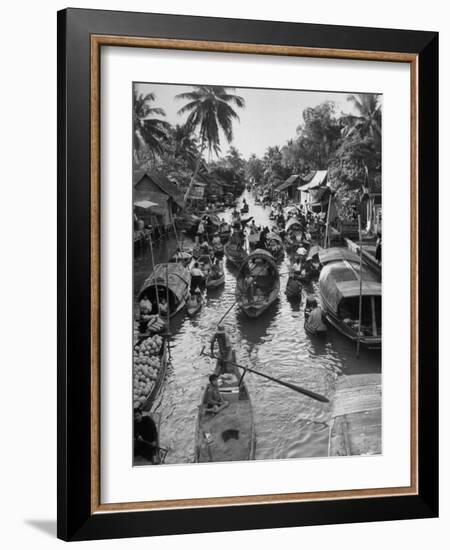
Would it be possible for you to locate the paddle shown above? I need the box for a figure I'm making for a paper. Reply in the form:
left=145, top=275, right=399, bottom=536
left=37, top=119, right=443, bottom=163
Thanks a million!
left=200, top=349, right=329, bottom=403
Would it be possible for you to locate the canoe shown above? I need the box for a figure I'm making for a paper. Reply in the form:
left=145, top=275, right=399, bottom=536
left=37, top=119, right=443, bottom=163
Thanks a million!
left=318, top=248, right=381, bottom=348
left=206, top=271, right=225, bottom=288
left=141, top=336, right=169, bottom=411
left=236, top=249, right=280, bottom=318
left=195, top=351, right=256, bottom=463
left=194, top=254, right=213, bottom=274
left=186, top=295, right=203, bottom=316
left=138, top=263, right=191, bottom=318
left=285, top=275, right=302, bottom=300
left=224, top=242, right=248, bottom=268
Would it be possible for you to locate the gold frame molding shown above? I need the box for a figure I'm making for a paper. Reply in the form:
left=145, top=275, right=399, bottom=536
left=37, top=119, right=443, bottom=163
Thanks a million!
left=90, top=35, right=418, bottom=514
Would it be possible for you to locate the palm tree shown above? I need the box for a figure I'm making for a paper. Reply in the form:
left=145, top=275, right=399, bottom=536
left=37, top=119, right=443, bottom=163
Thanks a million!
left=171, top=124, right=199, bottom=167
left=133, top=90, right=170, bottom=166
left=175, top=86, right=245, bottom=201
left=341, top=93, right=382, bottom=143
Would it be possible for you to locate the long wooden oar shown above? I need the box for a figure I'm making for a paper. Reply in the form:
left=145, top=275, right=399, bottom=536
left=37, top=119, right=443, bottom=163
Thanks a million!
left=201, top=350, right=329, bottom=403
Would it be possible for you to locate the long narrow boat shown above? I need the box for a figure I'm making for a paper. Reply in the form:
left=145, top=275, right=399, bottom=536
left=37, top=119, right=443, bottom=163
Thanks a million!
left=224, top=242, right=248, bottom=268
left=206, top=269, right=225, bottom=289
left=195, top=351, right=256, bottom=463
left=142, top=336, right=169, bottom=411
left=186, top=294, right=204, bottom=316
left=236, top=249, right=280, bottom=318
left=138, top=263, right=191, bottom=318
left=318, top=248, right=381, bottom=348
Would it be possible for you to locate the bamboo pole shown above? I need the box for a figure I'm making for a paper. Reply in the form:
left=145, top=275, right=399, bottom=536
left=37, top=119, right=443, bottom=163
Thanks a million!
left=324, top=196, right=332, bottom=248
left=356, top=215, right=363, bottom=358
left=148, top=230, right=160, bottom=312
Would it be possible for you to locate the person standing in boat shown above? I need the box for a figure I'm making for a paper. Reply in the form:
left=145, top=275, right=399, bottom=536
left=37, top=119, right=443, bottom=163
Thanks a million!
left=244, top=272, right=255, bottom=303
left=134, top=408, right=159, bottom=464
left=190, top=262, right=204, bottom=291
left=210, top=325, right=233, bottom=365
left=304, top=298, right=327, bottom=335
left=197, top=219, right=205, bottom=242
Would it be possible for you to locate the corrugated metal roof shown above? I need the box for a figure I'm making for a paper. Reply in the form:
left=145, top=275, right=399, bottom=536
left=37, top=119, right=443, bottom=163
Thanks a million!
left=298, top=170, right=328, bottom=191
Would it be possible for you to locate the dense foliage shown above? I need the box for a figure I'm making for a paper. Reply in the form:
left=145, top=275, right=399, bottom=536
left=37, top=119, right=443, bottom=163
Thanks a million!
left=133, top=87, right=381, bottom=215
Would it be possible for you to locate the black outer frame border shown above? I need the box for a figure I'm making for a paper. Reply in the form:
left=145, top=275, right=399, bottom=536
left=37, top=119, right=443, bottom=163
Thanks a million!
left=57, top=8, right=439, bottom=542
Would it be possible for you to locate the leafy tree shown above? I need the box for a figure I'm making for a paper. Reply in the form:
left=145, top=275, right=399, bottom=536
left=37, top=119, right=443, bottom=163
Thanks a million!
left=245, top=154, right=264, bottom=183
left=296, top=102, right=341, bottom=170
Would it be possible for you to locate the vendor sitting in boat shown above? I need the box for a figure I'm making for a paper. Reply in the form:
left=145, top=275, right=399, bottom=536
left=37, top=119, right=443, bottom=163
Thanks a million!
left=209, top=258, right=223, bottom=280
left=205, top=374, right=229, bottom=415
left=304, top=298, right=327, bottom=335
left=158, top=296, right=168, bottom=317
left=210, top=324, right=232, bottom=364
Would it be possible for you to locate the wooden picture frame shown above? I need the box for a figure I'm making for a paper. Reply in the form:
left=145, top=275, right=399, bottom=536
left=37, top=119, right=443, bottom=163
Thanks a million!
left=57, top=8, right=438, bottom=541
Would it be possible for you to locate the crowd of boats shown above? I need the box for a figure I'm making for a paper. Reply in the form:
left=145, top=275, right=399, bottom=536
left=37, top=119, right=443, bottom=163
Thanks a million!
left=133, top=192, right=382, bottom=465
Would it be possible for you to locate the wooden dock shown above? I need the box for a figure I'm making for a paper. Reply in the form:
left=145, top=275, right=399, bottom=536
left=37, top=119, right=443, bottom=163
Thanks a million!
left=328, top=374, right=381, bottom=457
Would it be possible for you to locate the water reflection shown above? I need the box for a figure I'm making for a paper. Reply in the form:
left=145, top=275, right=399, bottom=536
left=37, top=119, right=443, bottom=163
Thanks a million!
left=134, top=190, right=381, bottom=464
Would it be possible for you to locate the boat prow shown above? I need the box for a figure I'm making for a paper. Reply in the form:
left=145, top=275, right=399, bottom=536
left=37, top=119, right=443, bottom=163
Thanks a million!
left=195, top=352, right=256, bottom=463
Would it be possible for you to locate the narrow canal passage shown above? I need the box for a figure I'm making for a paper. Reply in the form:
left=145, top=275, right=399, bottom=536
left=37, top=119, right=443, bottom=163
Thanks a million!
left=134, top=190, right=381, bottom=464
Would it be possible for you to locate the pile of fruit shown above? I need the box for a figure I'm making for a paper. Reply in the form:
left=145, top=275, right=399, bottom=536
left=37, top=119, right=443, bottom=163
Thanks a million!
left=133, top=334, right=164, bottom=409
left=146, top=314, right=166, bottom=333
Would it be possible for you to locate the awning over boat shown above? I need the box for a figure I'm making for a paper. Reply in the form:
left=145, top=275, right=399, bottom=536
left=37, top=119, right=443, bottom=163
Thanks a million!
left=266, top=232, right=283, bottom=243
left=285, top=218, right=303, bottom=232
left=319, top=260, right=381, bottom=313
left=139, top=263, right=191, bottom=303
left=319, top=248, right=361, bottom=265
left=336, top=280, right=382, bottom=298
left=307, top=245, right=322, bottom=260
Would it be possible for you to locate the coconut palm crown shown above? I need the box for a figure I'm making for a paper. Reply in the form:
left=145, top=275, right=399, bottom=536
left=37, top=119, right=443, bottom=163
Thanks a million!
left=341, top=93, right=382, bottom=142
left=175, top=86, right=245, bottom=156
left=133, top=91, right=171, bottom=162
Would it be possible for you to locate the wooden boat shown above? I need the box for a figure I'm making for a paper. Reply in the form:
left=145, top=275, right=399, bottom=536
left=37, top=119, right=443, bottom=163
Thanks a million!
left=236, top=249, right=280, bottom=318
left=138, top=263, right=191, bottom=318
left=195, top=351, right=256, bottom=463
left=206, top=266, right=225, bottom=289
left=212, top=241, right=224, bottom=258
left=141, top=337, right=169, bottom=411
left=318, top=248, right=381, bottom=348
left=186, top=294, right=204, bottom=316
left=224, top=242, right=248, bottom=268
left=285, top=275, right=302, bottom=300
left=195, top=253, right=213, bottom=275
left=240, top=203, right=249, bottom=214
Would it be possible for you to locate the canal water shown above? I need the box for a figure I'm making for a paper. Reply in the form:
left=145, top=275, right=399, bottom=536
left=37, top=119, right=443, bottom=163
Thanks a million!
left=134, top=190, right=381, bottom=464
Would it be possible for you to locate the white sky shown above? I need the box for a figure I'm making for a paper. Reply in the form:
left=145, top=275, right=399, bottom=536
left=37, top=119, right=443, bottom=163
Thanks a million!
left=135, top=82, right=363, bottom=159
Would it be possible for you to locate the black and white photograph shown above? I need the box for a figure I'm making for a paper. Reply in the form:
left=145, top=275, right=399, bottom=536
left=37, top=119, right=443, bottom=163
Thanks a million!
left=132, top=82, right=382, bottom=466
